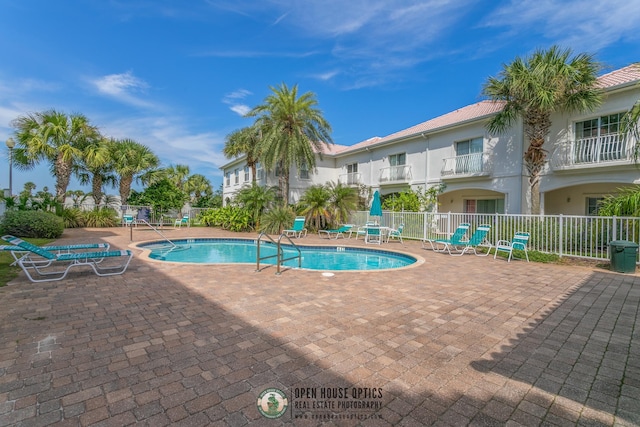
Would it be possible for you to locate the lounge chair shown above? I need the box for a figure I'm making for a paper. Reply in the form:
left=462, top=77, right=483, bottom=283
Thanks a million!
left=386, top=223, right=404, bottom=243
left=494, top=232, right=530, bottom=262
left=422, top=223, right=470, bottom=252
left=284, top=216, right=307, bottom=238
left=364, top=225, right=382, bottom=245
left=318, top=224, right=353, bottom=239
left=174, top=215, right=190, bottom=228
left=2, top=235, right=133, bottom=283
left=1, top=242, right=110, bottom=265
left=448, top=224, right=492, bottom=256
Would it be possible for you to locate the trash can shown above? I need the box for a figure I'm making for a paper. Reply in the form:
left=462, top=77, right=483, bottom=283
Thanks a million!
left=609, top=240, right=639, bottom=273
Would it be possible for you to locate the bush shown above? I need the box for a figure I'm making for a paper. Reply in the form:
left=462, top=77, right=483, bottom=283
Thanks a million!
left=0, top=210, right=64, bottom=239
left=259, top=206, right=295, bottom=235
left=60, top=207, right=86, bottom=228
left=198, top=206, right=253, bottom=232
left=82, top=208, right=119, bottom=228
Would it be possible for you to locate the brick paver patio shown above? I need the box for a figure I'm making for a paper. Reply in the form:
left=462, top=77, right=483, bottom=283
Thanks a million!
left=0, top=226, right=638, bottom=426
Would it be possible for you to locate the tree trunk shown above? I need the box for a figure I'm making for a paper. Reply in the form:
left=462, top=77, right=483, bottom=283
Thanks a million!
left=280, top=172, right=289, bottom=206
left=119, top=175, right=133, bottom=205
left=92, top=176, right=103, bottom=206
left=55, top=157, right=72, bottom=204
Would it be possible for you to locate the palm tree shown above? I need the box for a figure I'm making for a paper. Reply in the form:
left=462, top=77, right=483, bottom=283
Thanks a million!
left=165, top=164, right=191, bottom=191
left=247, top=83, right=333, bottom=206
left=111, top=139, right=160, bottom=204
left=482, top=46, right=602, bottom=214
left=223, top=125, right=262, bottom=183
left=184, top=173, right=213, bottom=205
left=75, top=137, right=116, bottom=206
left=298, top=184, right=331, bottom=230
left=11, top=110, right=100, bottom=203
left=327, top=181, right=358, bottom=226
left=234, top=183, right=276, bottom=229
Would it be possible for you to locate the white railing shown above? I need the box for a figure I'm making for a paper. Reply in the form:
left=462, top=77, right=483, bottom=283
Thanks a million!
left=441, top=152, right=489, bottom=176
left=338, top=172, right=362, bottom=186
left=379, top=165, right=412, bottom=183
left=348, top=210, right=640, bottom=263
left=552, top=133, right=634, bottom=168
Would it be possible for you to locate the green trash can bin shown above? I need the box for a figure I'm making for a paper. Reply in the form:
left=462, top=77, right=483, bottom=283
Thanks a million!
left=609, top=240, right=639, bottom=273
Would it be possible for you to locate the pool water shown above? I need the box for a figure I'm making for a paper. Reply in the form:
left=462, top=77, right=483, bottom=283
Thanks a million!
left=138, top=238, right=417, bottom=271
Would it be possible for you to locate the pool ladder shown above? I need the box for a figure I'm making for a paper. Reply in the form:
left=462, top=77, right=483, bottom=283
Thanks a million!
left=256, top=233, right=302, bottom=275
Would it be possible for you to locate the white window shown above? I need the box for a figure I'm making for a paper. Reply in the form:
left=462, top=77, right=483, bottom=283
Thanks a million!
left=576, top=113, right=623, bottom=138
left=574, top=113, right=625, bottom=162
left=244, top=166, right=250, bottom=182
left=586, top=197, right=604, bottom=215
left=234, top=169, right=239, bottom=185
left=225, top=172, right=231, bottom=187
left=345, top=163, right=358, bottom=185
left=455, top=138, right=483, bottom=173
left=299, top=163, right=310, bottom=180
left=464, top=199, right=504, bottom=214
left=388, top=153, right=406, bottom=180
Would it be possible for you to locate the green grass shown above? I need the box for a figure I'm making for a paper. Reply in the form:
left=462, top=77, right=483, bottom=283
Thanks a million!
left=0, top=238, right=53, bottom=287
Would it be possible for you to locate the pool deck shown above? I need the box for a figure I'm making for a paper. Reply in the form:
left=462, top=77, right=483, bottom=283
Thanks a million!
left=0, top=226, right=638, bottom=426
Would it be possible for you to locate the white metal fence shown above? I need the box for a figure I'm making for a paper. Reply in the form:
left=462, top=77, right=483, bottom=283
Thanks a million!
left=57, top=204, right=640, bottom=263
left=348, top=210, right=640, bottom=263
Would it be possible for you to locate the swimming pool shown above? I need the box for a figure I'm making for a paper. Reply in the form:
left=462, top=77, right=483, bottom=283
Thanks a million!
left=136, top=238, right=418, bottom=271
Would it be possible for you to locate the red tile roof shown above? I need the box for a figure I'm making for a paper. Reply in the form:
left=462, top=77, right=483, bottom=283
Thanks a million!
left=335, top=63, right=640, bottom=154
left=597, top=63, right=640, bottom=89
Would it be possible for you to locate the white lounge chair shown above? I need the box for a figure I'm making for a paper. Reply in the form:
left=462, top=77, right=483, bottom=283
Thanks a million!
left=2, top=235, right=133, bottom=283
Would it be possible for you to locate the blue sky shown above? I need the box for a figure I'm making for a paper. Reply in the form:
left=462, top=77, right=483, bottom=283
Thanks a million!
left=1, top=0, right=639, bottom=195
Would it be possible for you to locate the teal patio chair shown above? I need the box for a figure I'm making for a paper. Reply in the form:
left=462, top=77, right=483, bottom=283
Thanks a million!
left=493, top=231, right=530, bottom=262
left=422, top=223, right=470, bottom=252
left=174, top=215, right=190, bottom=228
left=318, top=224, right=354, bottom=239
left=386, top=223, right=404, bottom=243
left=122, top=214, right=136, bottom=227
left=284, top=216, right=307, bottom=238
left=449, top=224, right=492, bottom=256
left=364, top=225, right=382, bottom=245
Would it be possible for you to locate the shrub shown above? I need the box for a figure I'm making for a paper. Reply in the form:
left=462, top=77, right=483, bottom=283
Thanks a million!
left=198, top=206, right=253, bottom=232
left=82, top=208, right=119, bottom=228
left=259, top=206, right=295, bottom=235
left=60, top=207, right=86, bottom=228
left=0, top=210, right=64, bottom=239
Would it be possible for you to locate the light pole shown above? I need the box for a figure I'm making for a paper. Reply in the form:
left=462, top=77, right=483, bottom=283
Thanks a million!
left=6, top=137, right=15, bottom=197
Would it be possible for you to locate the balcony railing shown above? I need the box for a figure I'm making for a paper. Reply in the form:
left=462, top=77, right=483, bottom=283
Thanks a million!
left=379, top=165, right=411, bottom=183
left=441, top=153, right=489, bottom=177
left=551, top=133, right=634, bottom=169
left=338, top=172, right=362, bottom=186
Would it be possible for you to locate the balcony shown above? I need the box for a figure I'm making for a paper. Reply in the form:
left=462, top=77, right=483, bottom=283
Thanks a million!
left=338, top=172, right=362, bottom=186
left=379, top=165, right=412, bottom=184
left=441, top=153, right=490, bottom=178
left=551, top=133, right=634, bottom=170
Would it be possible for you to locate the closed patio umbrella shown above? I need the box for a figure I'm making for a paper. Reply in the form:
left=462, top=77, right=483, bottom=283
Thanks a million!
left=369, top=190, right=382, bottom=223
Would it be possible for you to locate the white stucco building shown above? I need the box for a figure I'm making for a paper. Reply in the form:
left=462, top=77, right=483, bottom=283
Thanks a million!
left=221, top=64, right=640, bottom=215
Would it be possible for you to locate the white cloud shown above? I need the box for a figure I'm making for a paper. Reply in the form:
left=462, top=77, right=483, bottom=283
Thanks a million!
left=223, top=89, right=252, bottom=116
left=484, top=0, right=640, bottom=52
left=102, top=115, right=229, bottom=178
left=91, top=71, right=155, bottom=108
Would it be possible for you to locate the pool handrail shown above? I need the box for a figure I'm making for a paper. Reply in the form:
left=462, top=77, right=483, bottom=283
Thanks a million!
left=255, top=232, right=302, bottom=274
